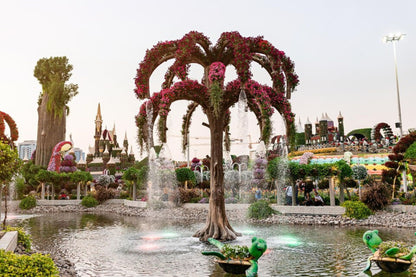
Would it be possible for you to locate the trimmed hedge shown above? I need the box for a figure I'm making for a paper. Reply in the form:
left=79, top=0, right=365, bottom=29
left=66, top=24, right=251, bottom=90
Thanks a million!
left=5, top=226, right=31, bottom=251
left=81, top=195, right=98, bottom=207
left=0, top=250, right=59, bottom=276
left=341, top=200, right=372, bottom=219
left=247, top=200, right=277, bottom=219
left=19, top=196, right=37, bottom=210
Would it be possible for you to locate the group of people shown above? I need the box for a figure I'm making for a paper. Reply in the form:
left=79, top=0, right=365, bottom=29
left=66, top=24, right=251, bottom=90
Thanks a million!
left=285, top=179, right=324, bottom=206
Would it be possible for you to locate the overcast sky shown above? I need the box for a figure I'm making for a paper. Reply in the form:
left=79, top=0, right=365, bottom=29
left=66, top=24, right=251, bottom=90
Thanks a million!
left=1, top=0, right=415, bottom=160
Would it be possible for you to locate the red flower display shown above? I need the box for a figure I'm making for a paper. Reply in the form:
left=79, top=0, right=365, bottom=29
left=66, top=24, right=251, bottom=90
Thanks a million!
left=0, top=111, right=19, bottom=147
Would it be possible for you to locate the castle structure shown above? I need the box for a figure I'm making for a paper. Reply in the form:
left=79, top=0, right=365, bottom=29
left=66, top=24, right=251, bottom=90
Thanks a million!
left=83, top=103, right=135, bottom=173
left=301, top=112, right=344, bottom=145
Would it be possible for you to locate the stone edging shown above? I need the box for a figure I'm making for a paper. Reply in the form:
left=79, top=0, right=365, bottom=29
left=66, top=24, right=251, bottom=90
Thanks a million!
left=0, top=231, right=18, bottom=252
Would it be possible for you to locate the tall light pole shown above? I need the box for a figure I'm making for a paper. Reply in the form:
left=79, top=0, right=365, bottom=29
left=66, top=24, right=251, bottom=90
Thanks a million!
left=383, top=33, right=406, bottom=137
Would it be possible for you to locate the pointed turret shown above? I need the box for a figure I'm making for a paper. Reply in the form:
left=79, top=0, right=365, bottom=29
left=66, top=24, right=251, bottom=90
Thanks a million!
left=123, top=131, right=128, bottom=152
left=94, top=103, right=103, bottom=157
left=296, top=118, right=304, bottom=133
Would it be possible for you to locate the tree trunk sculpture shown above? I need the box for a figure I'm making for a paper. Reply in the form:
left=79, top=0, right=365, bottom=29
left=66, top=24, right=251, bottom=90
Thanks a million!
left=134, top=31, right=299, bottom=241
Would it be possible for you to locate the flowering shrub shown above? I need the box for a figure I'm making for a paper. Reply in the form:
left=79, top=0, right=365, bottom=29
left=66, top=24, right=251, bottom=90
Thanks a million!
left=0, top=111, right=19, bottom=146
left=208, top=62, right=226, bottom=83
left=252, top=157, right=267, bottom=188
left=299, top=152, right=314, bottom=165
left=289, top=148, right=337, bottom=157
left=59, top=154, right=77, bottom=173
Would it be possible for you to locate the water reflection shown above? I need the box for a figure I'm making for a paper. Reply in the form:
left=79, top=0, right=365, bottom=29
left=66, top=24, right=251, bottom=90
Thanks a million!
left=9, top=214, right=416, bottom=276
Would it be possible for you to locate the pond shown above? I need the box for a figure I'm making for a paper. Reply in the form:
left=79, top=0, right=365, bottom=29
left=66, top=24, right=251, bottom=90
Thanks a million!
left=10, top=213, right=416, bottom=276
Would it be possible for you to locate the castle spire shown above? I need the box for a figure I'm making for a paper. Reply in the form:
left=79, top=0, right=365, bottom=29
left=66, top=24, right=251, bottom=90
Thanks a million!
left=95, top=103, right=102, bottom=123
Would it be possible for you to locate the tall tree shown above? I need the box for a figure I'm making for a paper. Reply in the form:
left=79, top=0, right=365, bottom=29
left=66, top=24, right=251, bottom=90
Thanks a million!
left=34, top=56, right=78, bottom=167
left=134, top=31, right=299, bottom=241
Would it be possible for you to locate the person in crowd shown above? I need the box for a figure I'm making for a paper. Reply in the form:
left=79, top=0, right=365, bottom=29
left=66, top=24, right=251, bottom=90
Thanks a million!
left=314, top=189, right=324, bottom=206
left=285, top=185, right=292, bottom=205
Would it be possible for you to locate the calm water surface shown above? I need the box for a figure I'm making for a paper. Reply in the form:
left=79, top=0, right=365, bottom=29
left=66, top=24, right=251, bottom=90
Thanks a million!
left=10, top=213, right=416, bottom=277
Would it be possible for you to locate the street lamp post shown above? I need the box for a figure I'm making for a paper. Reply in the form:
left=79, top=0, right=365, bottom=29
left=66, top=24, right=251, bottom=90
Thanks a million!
left=385, top=33, right=407, bottom=192
left=384, top=33, right=406, bottom=137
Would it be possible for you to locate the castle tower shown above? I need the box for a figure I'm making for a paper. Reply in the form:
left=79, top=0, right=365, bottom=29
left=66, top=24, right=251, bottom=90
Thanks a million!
left=315, top=117, right=320, bottom=135
left=94, top=103, right=103, bottom=157
left=128, top=146, right=135, bottom=163
left=319, top=113, right=328, bottom=143
left=338, top=111, right=344, bottom=142
left=123, top=131, right=128, bottom=152
left=112, top=123, right=118, bottom=147
left=304, top=117, right=312, bottom=145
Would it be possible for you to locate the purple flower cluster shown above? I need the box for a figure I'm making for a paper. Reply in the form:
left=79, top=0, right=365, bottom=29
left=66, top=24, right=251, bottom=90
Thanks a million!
left=252, top=157, right=267, bottom=187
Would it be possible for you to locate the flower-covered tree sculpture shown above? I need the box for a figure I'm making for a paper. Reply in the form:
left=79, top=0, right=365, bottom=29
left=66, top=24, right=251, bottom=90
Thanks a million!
left=134, top=31, right=299, bottom=241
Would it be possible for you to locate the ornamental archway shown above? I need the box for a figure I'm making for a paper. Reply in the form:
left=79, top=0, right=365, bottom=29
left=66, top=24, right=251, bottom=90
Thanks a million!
left=134, top=31, right=299, bottom=241
left=0, top=111, right=19, bottom=147
left=371, top=122, right=394, bottom=142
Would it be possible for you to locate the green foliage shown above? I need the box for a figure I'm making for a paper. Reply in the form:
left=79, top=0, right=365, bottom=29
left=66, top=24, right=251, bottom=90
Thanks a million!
left=404, top=142, right=416, bottom=161
left=267, top=158, right=285, bottom=179
left=247, top=200, right=276, bottom=219
left=14, top=176, right=26, bottom=200
left=379, top=241, right=409, bottom=257
left=262, top=117, right=272, bottom=144
left=341, top=200, right=372, bottom=219
left=5, top=226, right=32, bottom=251
left=0, top=250, right=58, bottom=276
left=123, top=167, right=140, bottom=182
left=34, top=56, right=78, bottom=117
left=295, top=132, right=305, bottom=146
left=70, top=171, right=92, bottom=184
left=222, top=244, right=250, bottom=259
left=0, top=141, right=21, bottom=184
left=361, top=183, right=391, bottom=211
left=346, top=128, right=372, bottom=140
left=20, top=161, right=43, bottom=189
left=335, top=160, right=353, bottom=181
left=81, top=195, right=98, bottom=208
left=122, top=166, right=148, bottom=191
left=175, top=167, right=196, bottom=185
left=352, top=165, right=368, bottom=180
left=209, top=81, right=222, bottom=117
left=288, top=162, right=300, bottom=181
left=19, top=196, right=37, bottom=210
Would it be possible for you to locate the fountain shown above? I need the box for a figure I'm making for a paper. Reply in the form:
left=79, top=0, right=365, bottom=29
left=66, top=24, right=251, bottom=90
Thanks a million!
left=147, top=144, right=178, bottom=208
left=276, top=136, right=289, bottom=205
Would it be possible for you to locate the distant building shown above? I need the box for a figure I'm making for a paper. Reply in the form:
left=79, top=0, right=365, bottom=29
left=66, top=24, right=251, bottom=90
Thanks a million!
left=83, top=103, right=135, bottom=174
left=18, top=140, right=36, bottom=160
left=302, top=112, right=344, bottom=145
left=72, top=147, right=85, bottom=162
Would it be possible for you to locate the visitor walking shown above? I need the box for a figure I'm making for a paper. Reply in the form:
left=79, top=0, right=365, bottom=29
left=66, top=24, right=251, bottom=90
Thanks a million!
left=255, top=188, right=262, bottom=201
left=285, top=185, right=293, bottom=205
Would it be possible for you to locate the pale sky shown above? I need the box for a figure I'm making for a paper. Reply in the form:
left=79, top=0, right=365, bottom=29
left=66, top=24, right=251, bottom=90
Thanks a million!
left=1, top=0, right=415, bottom=161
